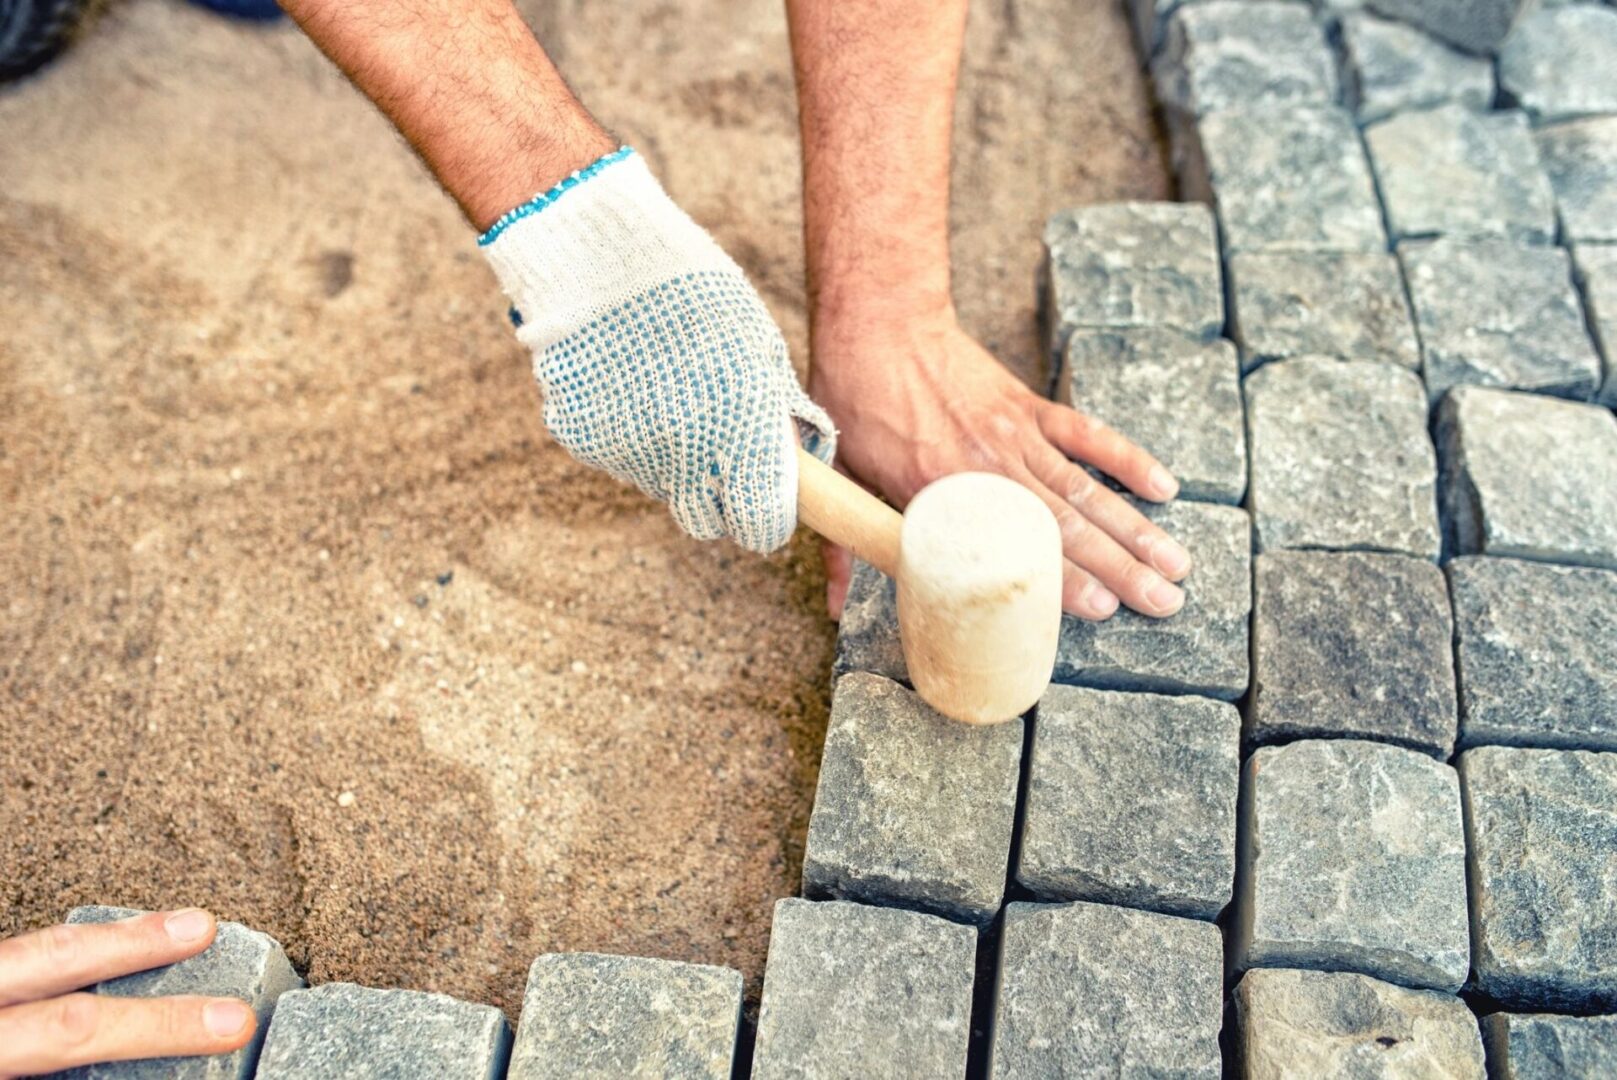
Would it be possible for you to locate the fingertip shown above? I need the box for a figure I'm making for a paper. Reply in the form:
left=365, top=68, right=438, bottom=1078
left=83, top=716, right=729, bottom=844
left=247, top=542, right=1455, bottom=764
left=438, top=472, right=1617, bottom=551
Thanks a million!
left=1064, top=570, right=1119, bottom=621
left=202, top=999, right=255, bottom=1045
left=162, top=909, right=216, bottom=948
left=1146, top=464, right=1179, bottom=502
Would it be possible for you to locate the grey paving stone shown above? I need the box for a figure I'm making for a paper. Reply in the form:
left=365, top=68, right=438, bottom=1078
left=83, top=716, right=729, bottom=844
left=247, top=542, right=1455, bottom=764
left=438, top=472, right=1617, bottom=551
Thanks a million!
left=802, top=672, right=1022, bottom=926
left=255, top=983, right=510, bottom=1080
left=1235, top=968, right=1486, bottom=1080
left=1365, top=105, right=1557, bottom=245
left=1402, top=238, right=1601, bottom=404
left=752, top=898, right=975, bottom=1080
left=1245, top=358, right=1441, bottom=559
left=1336, top=12, right=1495, bottom=124
left=832, top=559, right=905, bottom=684
left=1450, top=556, right=1617, bottom=752
left=509, top=953, right=741, bottom=1080
left=1237, top=739, right=1471, bottom=991
left=1178, top=104, right=1386, bottom=254
left=1573, top=243, right=1617, bottom=407
left=1482, top=1012, right=1617, bottom=1079
left=990, top=901, right=1222, bottom=1079
left=1536, top=116, right=1617, bottom=245
left=1252, top=551, right=1456, bottom=756
left=1462, top=747, right=1617, bottom=1011
left=1041, top=202, right=1224, bottom=365
left=1227, top=251, right=1419, bottom=371
left=1016, top=685, right=1239, bottom=920
left=1499, top=5, right=1617, bottom=124
left=1435, top=387, right=1617, bottom=569
left=1060, top=328, right=1246, bottom=504
left=1053, top=499, right=1251, bottom=700
left=1154, top=2, right=1339, bottom=120
left=1365, top=0, right=1534, bottom=55
left=59, top=905, right=302, bottom=1080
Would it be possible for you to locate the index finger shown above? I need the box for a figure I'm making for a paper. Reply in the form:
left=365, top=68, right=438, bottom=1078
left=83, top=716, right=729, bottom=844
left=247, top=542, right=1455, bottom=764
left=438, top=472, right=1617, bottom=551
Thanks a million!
left=0, top=910, right=218, bottom=1008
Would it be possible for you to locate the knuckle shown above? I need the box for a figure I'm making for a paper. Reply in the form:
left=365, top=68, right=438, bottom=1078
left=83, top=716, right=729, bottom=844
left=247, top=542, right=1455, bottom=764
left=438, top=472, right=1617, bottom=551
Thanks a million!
left=35, top=923, right=83, bottom=972
left=1063, top=470, right=1099, bottom=509
left=1054, top=507, right=1088, bottom=546
left=158, top=998, right=198, bottom=1044
left=50, top=994, right=101, bottom=1050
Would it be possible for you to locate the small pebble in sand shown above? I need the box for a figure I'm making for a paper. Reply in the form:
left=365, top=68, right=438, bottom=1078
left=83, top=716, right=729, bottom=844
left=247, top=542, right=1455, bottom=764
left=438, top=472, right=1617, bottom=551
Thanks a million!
left=571, top=660, right=588, bottom=675
left=317, top=549, right=330, bottom=561
left=337, top=791, right=356, bottom=808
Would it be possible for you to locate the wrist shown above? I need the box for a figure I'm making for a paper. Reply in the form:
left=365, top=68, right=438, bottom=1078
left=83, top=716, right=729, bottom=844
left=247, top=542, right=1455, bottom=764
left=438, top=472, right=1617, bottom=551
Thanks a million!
left=462, top=120, right=620, bottom=232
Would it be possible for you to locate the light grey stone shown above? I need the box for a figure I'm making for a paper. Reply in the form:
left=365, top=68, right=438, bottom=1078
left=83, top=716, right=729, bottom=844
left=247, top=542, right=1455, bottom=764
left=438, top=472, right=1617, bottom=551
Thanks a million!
left=990, top=901, right=1223, bottom=1079
left=1462, top=747, right=1617, bottom=1011
left=1228, top=251, right=1420, bottom=371
left=752, top=898, right=975, bottom=1080
left=1366, top=105, right=1557, bottom=245
left=1450, top=556, right=1617, bottom=752
left=61, top=906, right=303, bottom=1080
left=802, top=672, right=1022, bottom=925
left=1337, top=12, right=1495, bottom=124
left=1252, top=551, right=1457, bottom=756
left=832, top=559, right=905, bottom=684
left=1155, top=2, right=1339, bottom=120
left=1435, top=386, right=1617, bottom=569
left=1482, top=1012, right=1617, bottom=1079
left=255, top=983, right=510, bottom=1080
left=1238, top=739, right=1471, bottom=991
left=1041, top=202, right=1224, bottom=365
left=1016, top=685, right=1239, bottom=919
left=1054, top=499, right=1251, bottom=700
left=1245, top=358, right=1441, bottom=559
left=1365, top=0, right=1535, bottom=55
left=1499, top=6, right=1617, bottom=124
left=1536, top=116, right=1617, bottom=244
left=509, top=953, right=740, bottom=1080
left=1061, top=328, right=1246, bottom=504
left=1574, top=243, right=1617, bottom=406
left=1402, top=238, right=1601, bottom=404
left=1236, top=968, right=1486, bottom=1080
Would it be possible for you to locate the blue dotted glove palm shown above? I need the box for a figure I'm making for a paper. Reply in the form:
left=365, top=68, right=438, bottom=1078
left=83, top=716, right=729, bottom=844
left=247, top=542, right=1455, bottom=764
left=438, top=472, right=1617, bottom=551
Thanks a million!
left=480, top=148, right=836, bottom=554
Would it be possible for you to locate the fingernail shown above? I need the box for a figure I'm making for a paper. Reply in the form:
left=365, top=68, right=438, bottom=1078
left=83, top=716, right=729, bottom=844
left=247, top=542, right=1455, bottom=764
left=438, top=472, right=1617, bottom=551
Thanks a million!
left=1147, top=578, right=1185, bottom=615
left=1148, top=466, right=1178, bottom=500
left=165, top=909, right=213, bottom=943
left=204, top=1000, right=252, bottom=1038
left=1150, top=537, right=1192, bottom=578
left=1082, top=581, right=1119, bottom=619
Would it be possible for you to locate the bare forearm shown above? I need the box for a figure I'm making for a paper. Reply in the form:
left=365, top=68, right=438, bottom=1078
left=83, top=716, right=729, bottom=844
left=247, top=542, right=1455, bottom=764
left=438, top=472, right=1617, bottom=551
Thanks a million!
left=281, top=0, right=616, bottom=230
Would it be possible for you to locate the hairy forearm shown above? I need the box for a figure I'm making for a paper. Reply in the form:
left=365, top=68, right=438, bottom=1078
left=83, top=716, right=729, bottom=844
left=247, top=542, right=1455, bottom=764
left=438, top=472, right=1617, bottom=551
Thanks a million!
left=281, top=0, right=616, bottom=230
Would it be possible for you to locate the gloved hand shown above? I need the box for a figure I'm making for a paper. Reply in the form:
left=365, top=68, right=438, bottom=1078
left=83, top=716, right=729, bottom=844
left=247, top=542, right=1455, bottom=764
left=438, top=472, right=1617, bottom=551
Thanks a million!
left=480, top=146, right=837, bottom=554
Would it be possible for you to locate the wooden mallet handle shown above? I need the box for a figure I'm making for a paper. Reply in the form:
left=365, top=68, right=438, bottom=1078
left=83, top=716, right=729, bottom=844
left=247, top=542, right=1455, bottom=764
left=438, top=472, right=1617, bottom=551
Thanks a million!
left=795, top=447, right=902, bottom=578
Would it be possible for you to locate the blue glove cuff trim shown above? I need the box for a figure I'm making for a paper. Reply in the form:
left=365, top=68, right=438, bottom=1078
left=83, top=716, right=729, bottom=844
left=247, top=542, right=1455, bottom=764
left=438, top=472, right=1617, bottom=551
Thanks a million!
left=477, top=145, right=635, bottom=247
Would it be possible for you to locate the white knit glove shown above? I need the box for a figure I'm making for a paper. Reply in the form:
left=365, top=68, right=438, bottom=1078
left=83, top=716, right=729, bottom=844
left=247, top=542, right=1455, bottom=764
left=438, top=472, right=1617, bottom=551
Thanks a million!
left=479, top=147, right=836, bottom=553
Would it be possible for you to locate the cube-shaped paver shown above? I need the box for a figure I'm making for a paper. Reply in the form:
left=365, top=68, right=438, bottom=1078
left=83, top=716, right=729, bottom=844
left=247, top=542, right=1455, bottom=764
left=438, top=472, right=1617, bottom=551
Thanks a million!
left=1238, top=739, right=1471, bottom=991
left=1236, top=968, right=1486, bottom=1080
left=1450, top=556, right=1617, bottom=752
left=1482, top=1013, right=1617, bottom=1079
left=256, top=983, right=510, bottom=1080
left=752, top=898, right=975, bottom=1080
left=1154, top=2, right=1339, bottom=120
left=509, top=953, right=741, bottom=1080
left=1403, top=238, right=1601, bottom=404
left=1245, top=358, right=1441, bottom=559
left=832, top=560, right=905, bottom=684
left=1435, top=387, right=1617, bottom=569
left=1041, top=202, right=1223, bottom=364
left=61, top=906, right=303, bottom=1080
left=1536, top=116, right=1617, bottom=245
left=1574, top=243, right=1617, bottom=407
left=1179, top=104, right=1386, bottom=254
left=1462, top=747, right=1617, bottom=1011
left=1053, top=499, right=1251, bottom=700
left=802, top=673, right=1022, bottom=925
left=1366, top=105, right=1557, bottom=245
left=1017, top=685, right=1239, bottom=919
left=1336, top=12, right=1495, bottom=124
left=1499, top=6, right=1617, bottom=125
left=1227, top=251, right=1419, bottom=371
left=1365, top=0, right=1534, bottom=55
left=1060, top=328, right=1246, bottom=504
left=1252, top=551, right=1456, bottom=756
left=990, top=901, right=1222, bottom=1079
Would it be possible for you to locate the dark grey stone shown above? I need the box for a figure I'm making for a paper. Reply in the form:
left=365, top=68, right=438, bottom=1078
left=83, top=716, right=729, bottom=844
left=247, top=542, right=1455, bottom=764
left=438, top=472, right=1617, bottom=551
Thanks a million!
left=1450, top=556, right=1617, bottom=752
left=255, top=983, right=510, bottom=1080
left=509, top=953, right=741, bottom=1080
left=832, top=559, right=905, bottom=684
left=1337, top=12, right=1495, bottom=124
left=1402, top=238, right=1601, bottom=404
left=1061, top=328, right=1246, bottom=504
left=1499, top=6, right=1617, bottom=124
left=1462, top=747, right=1617, bottom=1011
left=1435, top=386, right=1617, bottom=569
left=1245, top=358, right=1441, bottom=559
left=752, top=898, right=975, bottom=1080
left=802, top=672, right=1022, bottom=926
left=1016, top=685, right=1239, bottom=919
left=990, top=901, right=1222, bottom=1079
left=1238, top=739, right=1471, bottom=991
left=1236, top=968, right=1486, bottom=1080
left=1365, top=0, right=1535, bottom=55
left=1227, top=251, right=1420, bottom=371
left=1154, top=2, right=1339, bottom=120
left=1054, top=499, right=1251, bottom=700
left=1252, top=551, right=1457, bottom=756
left=1573, top=243, right=1617, bottom=407
left=1365, top=105, right=1557, bottom=245
left=1536, top=116, right=1617, bottom=245
left=1482, top=1012, right=1617, bottom=1079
